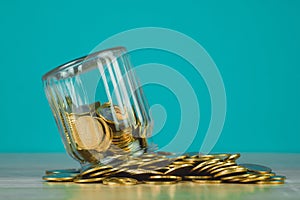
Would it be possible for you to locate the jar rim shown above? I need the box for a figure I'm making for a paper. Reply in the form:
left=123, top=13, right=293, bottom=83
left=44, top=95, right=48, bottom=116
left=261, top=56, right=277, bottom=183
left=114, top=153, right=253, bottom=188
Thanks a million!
left=42, top=46, right=126, bottom=81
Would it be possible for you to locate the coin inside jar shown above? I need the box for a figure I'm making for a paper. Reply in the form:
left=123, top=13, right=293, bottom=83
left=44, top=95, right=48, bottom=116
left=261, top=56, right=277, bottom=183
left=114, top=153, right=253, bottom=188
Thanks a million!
left=73, top=116, right=105, bottom=150
left=97, top=104, right=128, bottom=123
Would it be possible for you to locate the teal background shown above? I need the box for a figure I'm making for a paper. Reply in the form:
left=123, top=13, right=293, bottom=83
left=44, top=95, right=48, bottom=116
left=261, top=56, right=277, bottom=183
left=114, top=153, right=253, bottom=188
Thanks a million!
left=0, top=0, right=299, bottom=153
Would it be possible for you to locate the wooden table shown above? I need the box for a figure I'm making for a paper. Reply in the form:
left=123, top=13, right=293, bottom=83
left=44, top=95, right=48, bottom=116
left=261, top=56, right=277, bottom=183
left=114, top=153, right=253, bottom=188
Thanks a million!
left=0, top=153, right=299, bottom=200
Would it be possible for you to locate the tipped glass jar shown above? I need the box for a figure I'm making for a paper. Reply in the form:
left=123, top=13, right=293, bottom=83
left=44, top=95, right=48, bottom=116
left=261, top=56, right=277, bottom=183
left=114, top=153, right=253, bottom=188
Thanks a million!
left=43, top=47, right=153, bottom=165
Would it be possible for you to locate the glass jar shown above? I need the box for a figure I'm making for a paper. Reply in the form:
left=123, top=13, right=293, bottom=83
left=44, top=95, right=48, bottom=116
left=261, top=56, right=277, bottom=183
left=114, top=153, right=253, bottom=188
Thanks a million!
left=42, top=47, right=153, bottom=165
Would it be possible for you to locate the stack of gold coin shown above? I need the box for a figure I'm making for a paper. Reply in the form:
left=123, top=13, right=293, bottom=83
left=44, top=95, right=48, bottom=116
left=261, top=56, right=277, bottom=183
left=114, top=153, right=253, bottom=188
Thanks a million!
left=111, top=127, right=135, bottom=152
left=61, top=100, right=148, bottom=164
left=95, top=102, right=146, bottom=154
left=43, top=152, right=286, bottom=185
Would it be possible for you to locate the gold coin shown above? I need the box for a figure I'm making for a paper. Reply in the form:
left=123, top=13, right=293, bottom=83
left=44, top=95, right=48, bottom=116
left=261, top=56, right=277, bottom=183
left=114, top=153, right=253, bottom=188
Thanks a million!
left=58, top=111, right=85, bottom=162
left=254, top=174, right=272, bottom=181
left=164, top=164, right=193, bottom=176
left=127, top=169, right=163, bottom=175
left=192, top=180, right=222, bottom=184
left=182, top=158, right=203, bottom=163
left=94, top=117, right=113, bottom=152
left=226, top=153, right=240, bottom=161
left=210, top=165, right=239, bottom=174
left=226, top=175, right=259, bottom=183
left=171, top=161, right=193, bottom=165
left=102, top=177, right=138, bottom=185
left=263, top=172, right=276, bottom=177
left=90, top=168, right=119, bottom=177
left=119, top=177, right=139, bottom=185
left=174, top=155, right=189, bottom=161
left=65, top=113, right=87, bottom=162
left=191, top=159, right=220, bottom=172
left=184, top=176, right=212, bottom=180
left=139, top=158, right=170, bottom=168
left=221, top=174, right=252, bottom=181
left=148, top=175, right=182, bottom=181
left=80, top=165, right=113, bottom=176
left=206, top=162, right=235, bottom=173
left=190, top=154, right=200, bottom=159
left=144, top=170, right=164, bottom=175
left=256, top=180, right=284, bottom=185
left=213, top=167, right=247, bottom=178
left=73, top=116, right=105, bottom=150
left=199, top=155, right=215, bottom=159
left=143, top=181, right=177, bottom=185
left=74, top=177, right=106, bottom=183
left=102, top=179, right=122, bottom=185
left=270, top=175, right=286, bottom=181
left=209, top=153, right=231, bottom=160
left=143, top=175, right=181, bottom=185
left=42, top=173, right=77, bottom=182
left=198, top=162, right=224, bottom=173
left=239, top=175, right=266, bottom=183
left=190, top=155, right=214, bottom=161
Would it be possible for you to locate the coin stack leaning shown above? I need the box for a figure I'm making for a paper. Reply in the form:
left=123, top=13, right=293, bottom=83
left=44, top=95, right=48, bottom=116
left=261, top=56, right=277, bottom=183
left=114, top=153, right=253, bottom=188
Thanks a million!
left=61, top=100, right=147, bottom=164
left=43, top=153, right=286, bottom=185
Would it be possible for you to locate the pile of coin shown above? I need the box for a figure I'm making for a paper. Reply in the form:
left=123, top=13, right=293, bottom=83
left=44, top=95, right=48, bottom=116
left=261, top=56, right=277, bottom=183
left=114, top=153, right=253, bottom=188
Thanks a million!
left=43, top=153, right=286, bottom=185
left=59, top=100, right=148, bottom=164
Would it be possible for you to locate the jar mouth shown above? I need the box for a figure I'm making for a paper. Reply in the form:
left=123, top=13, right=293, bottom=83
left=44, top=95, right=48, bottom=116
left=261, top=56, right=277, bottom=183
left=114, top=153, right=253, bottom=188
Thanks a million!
left=42, top=46, right=126, bottom=81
